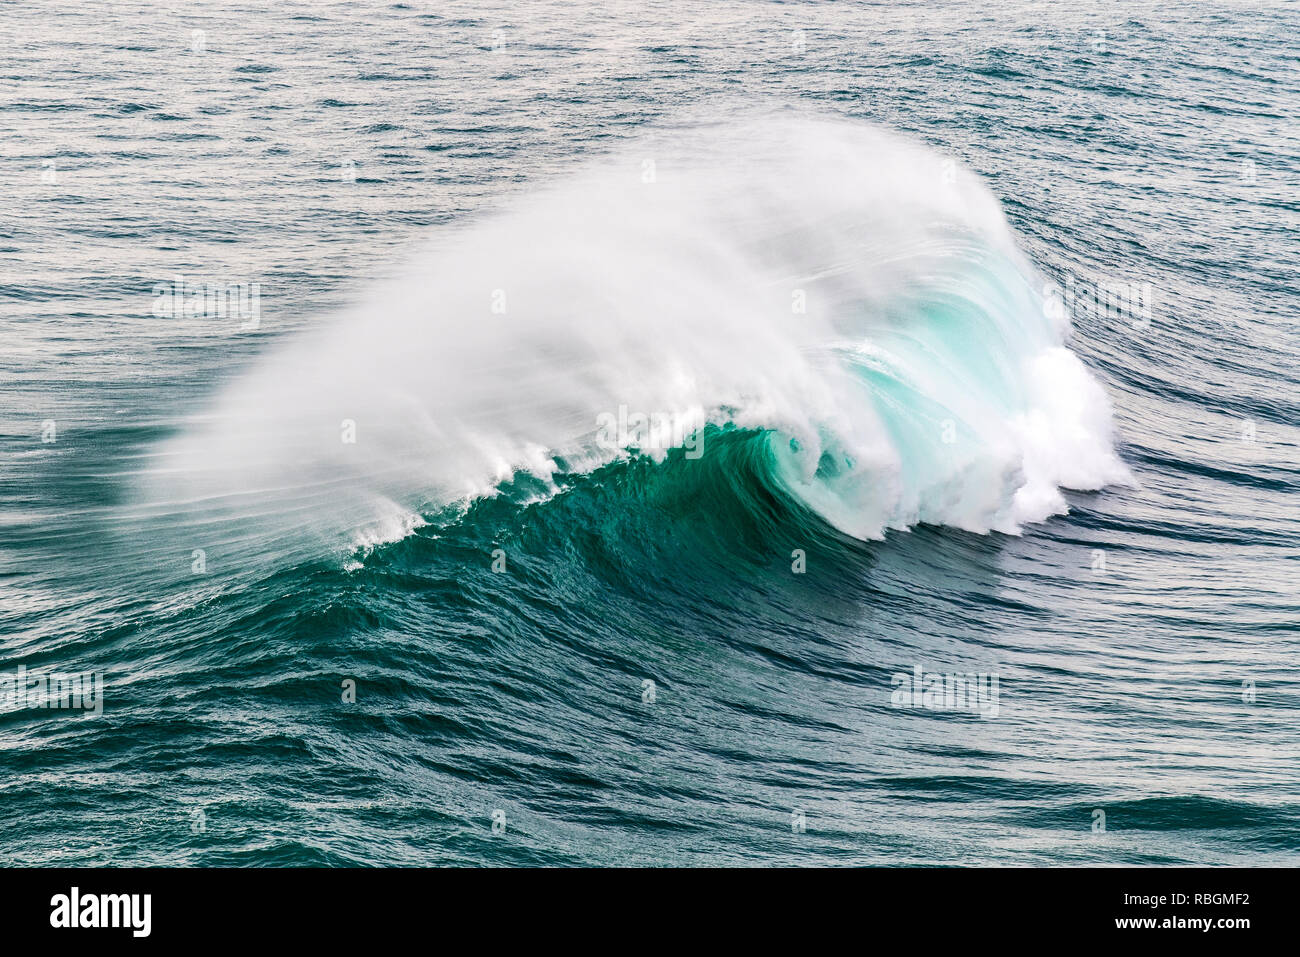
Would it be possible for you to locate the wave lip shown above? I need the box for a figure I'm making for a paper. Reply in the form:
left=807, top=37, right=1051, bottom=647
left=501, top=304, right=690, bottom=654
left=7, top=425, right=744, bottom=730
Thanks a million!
left=138, top=111, right=1130, bottom=551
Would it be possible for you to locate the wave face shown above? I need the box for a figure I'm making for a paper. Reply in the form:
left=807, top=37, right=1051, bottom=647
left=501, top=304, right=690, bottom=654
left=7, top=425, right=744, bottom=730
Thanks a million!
left=142, top=115, right=1128, bottom=551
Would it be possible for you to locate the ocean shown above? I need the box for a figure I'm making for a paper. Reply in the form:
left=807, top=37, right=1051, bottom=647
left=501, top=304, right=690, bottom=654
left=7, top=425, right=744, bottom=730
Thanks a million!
left=1, top=0, right=1297, bottom=866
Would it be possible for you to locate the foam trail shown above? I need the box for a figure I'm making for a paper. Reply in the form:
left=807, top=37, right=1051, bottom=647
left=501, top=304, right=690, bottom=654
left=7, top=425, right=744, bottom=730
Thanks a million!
left=136, top=112, right=1130, bottom=552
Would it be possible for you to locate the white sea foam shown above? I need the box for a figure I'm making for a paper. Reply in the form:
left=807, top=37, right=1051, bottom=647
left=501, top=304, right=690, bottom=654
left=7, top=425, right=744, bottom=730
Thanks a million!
left=140, top=111, right=1130, bottom=545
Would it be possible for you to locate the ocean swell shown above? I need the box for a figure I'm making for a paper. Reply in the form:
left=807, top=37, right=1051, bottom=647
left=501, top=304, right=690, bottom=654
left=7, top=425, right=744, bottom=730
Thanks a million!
left=138, top=112, right=1130, bottom=552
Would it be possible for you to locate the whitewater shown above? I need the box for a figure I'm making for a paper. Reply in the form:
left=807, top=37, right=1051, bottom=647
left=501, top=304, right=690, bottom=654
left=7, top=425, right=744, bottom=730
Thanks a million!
left=141, top=114, right=1130, bottom=552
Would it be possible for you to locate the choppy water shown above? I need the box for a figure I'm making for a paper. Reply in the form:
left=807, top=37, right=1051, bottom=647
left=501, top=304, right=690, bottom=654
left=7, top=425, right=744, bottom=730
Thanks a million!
left=2, top=0, right=1298, bottom=866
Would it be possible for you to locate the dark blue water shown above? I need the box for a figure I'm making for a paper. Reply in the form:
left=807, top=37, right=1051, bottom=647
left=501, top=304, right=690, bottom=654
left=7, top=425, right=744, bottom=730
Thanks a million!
left=2, top=0, right=1298, bottom=865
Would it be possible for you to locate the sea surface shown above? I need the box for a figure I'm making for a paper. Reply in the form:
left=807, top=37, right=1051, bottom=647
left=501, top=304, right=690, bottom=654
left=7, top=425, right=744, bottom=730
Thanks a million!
left=1, top=0, right=1298, bottom=865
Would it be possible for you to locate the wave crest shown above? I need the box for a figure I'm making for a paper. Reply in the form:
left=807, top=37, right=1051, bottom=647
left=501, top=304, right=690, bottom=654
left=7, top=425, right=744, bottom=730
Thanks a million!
left=140, top=111, right=1130, bottom=550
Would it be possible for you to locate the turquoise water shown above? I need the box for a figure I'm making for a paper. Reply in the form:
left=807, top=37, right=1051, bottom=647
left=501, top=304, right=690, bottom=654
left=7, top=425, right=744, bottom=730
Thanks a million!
left=2, top=0, right=1298, bottom=865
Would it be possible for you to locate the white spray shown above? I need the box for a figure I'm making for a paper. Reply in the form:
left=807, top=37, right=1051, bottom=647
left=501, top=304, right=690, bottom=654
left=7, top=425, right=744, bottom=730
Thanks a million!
left=139, top=112, right=1130, bottom=552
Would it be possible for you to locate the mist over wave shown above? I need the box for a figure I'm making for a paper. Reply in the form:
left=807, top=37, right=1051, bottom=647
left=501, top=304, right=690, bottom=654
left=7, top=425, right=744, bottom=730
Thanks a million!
left=139, top=112, right=1130, bottom=553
